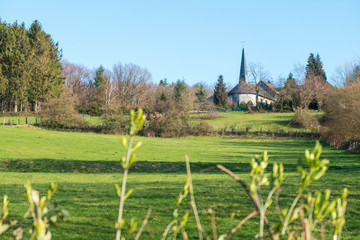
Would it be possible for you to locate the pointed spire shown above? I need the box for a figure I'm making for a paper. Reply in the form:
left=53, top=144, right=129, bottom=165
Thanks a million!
left=239, top=48, right=248, bottom=83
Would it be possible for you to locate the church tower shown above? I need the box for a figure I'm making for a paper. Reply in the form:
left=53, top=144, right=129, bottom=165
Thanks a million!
left=239, top=48, right=248, bottom=83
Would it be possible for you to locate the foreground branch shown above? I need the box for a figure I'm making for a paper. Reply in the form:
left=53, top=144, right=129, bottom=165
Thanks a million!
left=217, top=165, right=276, bottom=240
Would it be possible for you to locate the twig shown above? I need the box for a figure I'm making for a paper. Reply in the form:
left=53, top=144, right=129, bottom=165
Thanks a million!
left=116, top=136, right=134, bottom=240
left=162, top=220, right=176, bottom=240
left=208, top=209, right=217, bottom=240
left=186, top=155, right=204, bottom=240
left=275, top=189, right=284, bottom=222
left=181, top=228, right=189, bottom=240
left=134, top=208, right=152, bottom=240
left=217, top=165, right=276, bottom=239
left=230, top=210, right=259, bottom=234
left=320, top=222, right=325, bottom=240
left=287, top=231, right=295, bottom=240
left=281, top=195, right=300, bottom=235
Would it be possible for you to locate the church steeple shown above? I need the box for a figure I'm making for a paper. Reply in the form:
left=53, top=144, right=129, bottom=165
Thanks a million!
left=239, top=47, right=248, bottom=83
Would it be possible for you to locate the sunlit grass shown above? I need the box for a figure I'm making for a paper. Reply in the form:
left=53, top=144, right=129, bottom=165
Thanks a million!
left=0, top=120, right=358, bottom=239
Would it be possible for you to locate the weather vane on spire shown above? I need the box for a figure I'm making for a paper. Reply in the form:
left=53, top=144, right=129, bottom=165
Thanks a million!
left=241, top=41, right=246, bottom=48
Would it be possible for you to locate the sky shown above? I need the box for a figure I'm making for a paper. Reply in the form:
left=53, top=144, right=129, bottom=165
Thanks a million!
left=1, top=0, right=360, bottom=87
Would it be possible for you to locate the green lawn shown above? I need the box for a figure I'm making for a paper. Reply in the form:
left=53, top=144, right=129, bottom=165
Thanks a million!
left=200, top=111, right=322, bottom=132
left=0, top=125, right=359, bottom=239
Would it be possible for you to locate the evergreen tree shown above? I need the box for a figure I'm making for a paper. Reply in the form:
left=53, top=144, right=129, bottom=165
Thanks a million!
left=213, top=75, right=228, bottom=108
left=195, top=84, right=207, bottom=103
left=0, top=19, right=63, bottom=113
left=315, top=53, right=327, bottom=81
left=28, top=20, right=63, bottom=113
left=0, top=21, right=32, bottom=112
left=173, top=79, right=187, bottom=100
left=160, top=92, right=167, bottom=101
left=159, top=78, right=168, bottom=86
left=284, top=72, right=300, bottom=109
left=305, top=53, right=317, bottom=79
left=306, top=53, right=327, bottom=81
left=94, top=65, right=106, bottom=87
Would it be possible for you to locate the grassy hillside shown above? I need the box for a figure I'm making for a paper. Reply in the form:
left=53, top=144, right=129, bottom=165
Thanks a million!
left=198, top=111, right=322, bottom=131
left=0, top=125, right=358, bottom=239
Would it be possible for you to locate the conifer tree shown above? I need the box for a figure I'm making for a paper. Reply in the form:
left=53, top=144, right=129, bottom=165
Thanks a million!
left=28, top=20, right=63, bottom=113
left=306, top=53, right=327, bottom=82
left=213, top=75, right=228, bottom=108
left=173, top=79, right=187, bottom=101
left=305, top=53, right=317, bottom=79
left=94, top=65, right=106, bottom=88
left=315, top=53, right=327, bottom=81
left=0, top=19, right=63, bottom=113
left=159, top=78, right=168, bottom=86
left=195, top=84, right=207, bottom=103
left=160, top=92, right=167, bottom=101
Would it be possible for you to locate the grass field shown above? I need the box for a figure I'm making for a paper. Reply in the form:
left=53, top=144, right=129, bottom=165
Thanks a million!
left=0, top=124, right=359, bottom=239
left=198, top=111, right=323, bottom=132
left=1, top=111, right=322, bottom=133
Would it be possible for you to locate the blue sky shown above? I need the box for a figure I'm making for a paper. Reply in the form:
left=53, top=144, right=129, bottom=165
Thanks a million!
left=1, top=0, right=359, bottom=87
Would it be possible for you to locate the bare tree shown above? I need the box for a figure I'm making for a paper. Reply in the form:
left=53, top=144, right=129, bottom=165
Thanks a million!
left=62, top=61, right=91, bottom=110
left=298, top=74, right=331, bottom=110
left=333, top=59, right=360, bottom=87
left=248, top=63, right=271, bottom=108
left=112, top=63, right=152, bottom=108
left=103, top=70, right=116, bottom=107
left=324, top=79, right=360, bottom=150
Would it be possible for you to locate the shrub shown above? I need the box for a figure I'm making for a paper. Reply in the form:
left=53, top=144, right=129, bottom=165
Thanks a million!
left=290, top=108, right=320, bottom=129
left=143, top=112, right=210, bottom=137
left=322, top=80, right=360, bottom=152
left=0, top=183, right=69, bottom=239
left=100, top=107, right=129, bottom=134
left=40, top=90, right=89, bottom=131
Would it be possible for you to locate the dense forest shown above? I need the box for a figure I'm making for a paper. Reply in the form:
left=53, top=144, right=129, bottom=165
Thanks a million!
left=0, top=20, right=63, bottom=113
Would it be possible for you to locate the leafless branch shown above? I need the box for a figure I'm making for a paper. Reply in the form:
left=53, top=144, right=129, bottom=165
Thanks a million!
left=216, top=164, right=276, bottom=240
left=134, top=208, right=152, bottom=240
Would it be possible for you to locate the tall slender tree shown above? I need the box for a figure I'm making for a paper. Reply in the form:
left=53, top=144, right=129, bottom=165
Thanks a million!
left=315, top=53, right=327, bottom=81
left=213, top=75, right=228, bottom=108
left=94, top=65, right=106, bottom=88
left=28, top=20, right=63, bottom=113
left=305, top=53, right=317, bottom=79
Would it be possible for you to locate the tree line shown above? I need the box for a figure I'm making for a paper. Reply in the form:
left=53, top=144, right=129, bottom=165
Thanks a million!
left=0, top=20, right=63, bottom=113
left=62, top=61, right=212, bottom=116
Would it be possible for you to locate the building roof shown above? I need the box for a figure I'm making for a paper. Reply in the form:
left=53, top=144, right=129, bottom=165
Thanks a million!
left=228, top=81, right=277, bottom=101
left=239, top=48, right=248, bottom=83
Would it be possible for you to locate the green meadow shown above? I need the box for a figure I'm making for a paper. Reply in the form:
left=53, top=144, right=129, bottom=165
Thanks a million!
left=1, top=112, right=322, bottom=133
left=199, top=111, right=323, bottom=131
left=0, top=117, right=359, bottom=239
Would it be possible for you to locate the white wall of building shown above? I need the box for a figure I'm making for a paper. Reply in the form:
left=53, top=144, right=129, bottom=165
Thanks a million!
left=229, top=94, right=275, bottom=105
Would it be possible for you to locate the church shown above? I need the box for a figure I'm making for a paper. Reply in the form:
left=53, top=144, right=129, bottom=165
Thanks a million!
left=228, top=48, right=278, bottom=106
